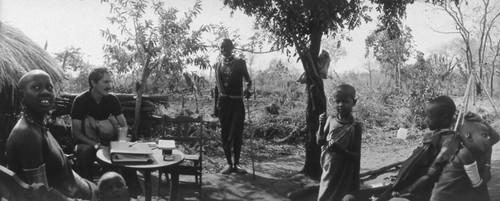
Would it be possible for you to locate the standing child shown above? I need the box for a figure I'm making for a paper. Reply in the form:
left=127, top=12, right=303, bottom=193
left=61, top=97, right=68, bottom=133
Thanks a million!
left=430, top=112, right=499, bottom=201
left=317, top=84, right=362, bottom=201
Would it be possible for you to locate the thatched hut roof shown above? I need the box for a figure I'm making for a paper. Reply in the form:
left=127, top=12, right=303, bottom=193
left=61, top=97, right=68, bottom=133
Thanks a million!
left=0, top=22, right=64, bottom=90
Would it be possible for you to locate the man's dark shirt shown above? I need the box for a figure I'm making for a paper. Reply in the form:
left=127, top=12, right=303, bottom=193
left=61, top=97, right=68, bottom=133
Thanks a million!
left=70, top=90, right=122, bottom=121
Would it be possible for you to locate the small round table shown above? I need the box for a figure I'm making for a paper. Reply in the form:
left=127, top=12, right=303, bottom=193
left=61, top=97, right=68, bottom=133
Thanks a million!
left=96, top=147, right=184, bottom=201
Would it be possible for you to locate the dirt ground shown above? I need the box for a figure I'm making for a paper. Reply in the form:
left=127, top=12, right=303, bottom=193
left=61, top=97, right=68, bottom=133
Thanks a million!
left=136, top=106, right=500, bottom=201
left=137, top=136, right=500, bottom=201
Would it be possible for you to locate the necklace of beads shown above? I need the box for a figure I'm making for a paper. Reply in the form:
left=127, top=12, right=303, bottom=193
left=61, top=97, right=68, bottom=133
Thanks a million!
left=22, top=112, right=48, bottom=133
left=223, top=55, right=235, bottom=65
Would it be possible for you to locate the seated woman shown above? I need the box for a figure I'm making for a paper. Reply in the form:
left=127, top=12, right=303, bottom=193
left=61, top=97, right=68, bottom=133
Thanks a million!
left=5, top=70, right=97, bottom=200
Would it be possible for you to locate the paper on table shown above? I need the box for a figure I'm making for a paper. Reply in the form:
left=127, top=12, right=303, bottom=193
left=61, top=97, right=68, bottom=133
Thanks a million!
left=158, top=140, right=175, bottom=150
left=110, top=141, right=153, bottom=155
left=110, top=141, right=154, bottom=164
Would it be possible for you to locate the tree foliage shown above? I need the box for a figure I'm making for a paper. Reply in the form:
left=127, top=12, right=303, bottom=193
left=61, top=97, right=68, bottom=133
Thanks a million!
left=321, top=31, right=349, bottom=66
left=102, top=0, right=211, bottom=74
left=370, top=0, right=414, bottom=39
left=54, top=47, right=86, bottom=71
left=365, top=25, right=414, bottom=88
left=101, top=0, right=211, bottom=139
left=54, top=47, right=96, bottom=93
left=428, top=0, right=500, bottom=94
left=222, top=0, right=415, bottom=179
left=401, top=52, right=438, bottom=127
left=223, top=0, right=371, bottom=56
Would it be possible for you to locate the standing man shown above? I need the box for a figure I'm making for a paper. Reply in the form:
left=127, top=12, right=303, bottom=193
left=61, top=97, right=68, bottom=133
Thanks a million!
left=213, top=39, right=252, bottom=174
left=71, top=67, right=141, bottom=198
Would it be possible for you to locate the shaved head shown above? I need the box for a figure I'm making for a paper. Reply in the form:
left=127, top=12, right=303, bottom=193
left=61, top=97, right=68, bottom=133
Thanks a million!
left=428, top=96, right=456, bottom=118
left=98, top=171, right=125, bottom=189
left=221, top=38, right=234, bottom=49
left=220, top=38, right=235, bottom=58
left=460, top=120, right=491, bottom=154
left=17, top=69, right=55, bottom=116
left=333, top=84, right=356, bottom=100
left=98, top=171, right=129, bottom=201
left=18, top=69, right=51, bottom=91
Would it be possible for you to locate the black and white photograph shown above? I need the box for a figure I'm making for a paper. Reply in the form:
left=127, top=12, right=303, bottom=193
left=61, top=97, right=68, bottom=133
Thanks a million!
left=0, top=0, right=499, bottom=200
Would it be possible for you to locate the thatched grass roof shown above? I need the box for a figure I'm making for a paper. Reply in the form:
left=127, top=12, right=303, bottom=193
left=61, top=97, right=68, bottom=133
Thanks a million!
left=0, top=22, right=64, bottom=90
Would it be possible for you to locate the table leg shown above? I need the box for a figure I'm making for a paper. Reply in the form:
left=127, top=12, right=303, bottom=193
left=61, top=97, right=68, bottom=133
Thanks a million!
left=170, top=173, right=179, bottom=201
left=144, top=171, right=152, bottom=201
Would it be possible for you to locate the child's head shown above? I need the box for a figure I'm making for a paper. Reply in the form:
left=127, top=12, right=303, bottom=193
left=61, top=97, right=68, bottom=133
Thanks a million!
left=98, top=171, right=130, bottom=201
left=459, top=119, right=492, bottom=155
left=18, top=70, right=55, bottom=116
left=425, top=96, right=456, bottom=130
left=332, top=84, right=357, bottom=118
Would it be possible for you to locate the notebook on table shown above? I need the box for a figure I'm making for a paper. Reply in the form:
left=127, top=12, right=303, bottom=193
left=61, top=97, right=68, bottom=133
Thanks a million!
left=110, top=141, right=154, bottom=164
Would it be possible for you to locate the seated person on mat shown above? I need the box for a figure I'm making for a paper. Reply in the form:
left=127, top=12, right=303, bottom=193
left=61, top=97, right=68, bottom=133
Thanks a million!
left=71, top=67, right=141, bottom=197
left=6, top=70, right=97, bottom=200
left=430, top=112, right=499, bottom=201
left=98, top=171, right=130, bottom=201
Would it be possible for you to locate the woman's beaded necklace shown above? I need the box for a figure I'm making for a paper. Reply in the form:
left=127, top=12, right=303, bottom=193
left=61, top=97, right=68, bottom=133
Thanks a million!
left=22, top=111, right=48, bottom=133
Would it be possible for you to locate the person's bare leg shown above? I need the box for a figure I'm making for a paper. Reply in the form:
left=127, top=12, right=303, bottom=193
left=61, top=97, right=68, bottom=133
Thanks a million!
left=221, top=145, right=232, bottom=174
left=233, top=138, right=246, bottom=174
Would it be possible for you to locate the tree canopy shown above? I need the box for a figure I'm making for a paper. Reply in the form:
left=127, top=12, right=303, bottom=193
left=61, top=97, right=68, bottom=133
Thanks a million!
left=365, top=25, right=414, bottom=88
left=101, top=0, right=211, bottom=139
left=222, top=0, right=418, bottom=179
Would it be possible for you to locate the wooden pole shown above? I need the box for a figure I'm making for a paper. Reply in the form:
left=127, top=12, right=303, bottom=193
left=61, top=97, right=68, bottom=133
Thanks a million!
left=360, top=161, right=403, bottom=178
left=246, top=96, right=256, bottom=180
left=454, top=74, right=473, bottom=131
left=462, top=75, right=473, bottom=126
left=474, top=72, right=500, bottom=117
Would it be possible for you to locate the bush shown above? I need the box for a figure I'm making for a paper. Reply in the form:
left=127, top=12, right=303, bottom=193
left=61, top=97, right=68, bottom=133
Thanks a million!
left=324, top=71, right=402, bottom=129
left=400, top=52, right=438, bottom=128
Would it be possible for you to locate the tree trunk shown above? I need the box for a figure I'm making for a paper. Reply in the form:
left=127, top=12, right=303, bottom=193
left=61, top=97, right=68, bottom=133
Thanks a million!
left=132, top=82, right=144, bottom=141
left=368, top=63, right=373, bottom=88
left=391, top=63, right=397, bottom=90
left=297, top=26, right=326, bottom=180
left=301, top=81, right=325, bottom=180
left=479, top=64, right=483, bottom=83
left=491, top=65, right=495, bottom=96
left=397, top=63, right=401, bottom=89
left=369, top=70, right=373, bottom=88
left=131, top=56, right=152, bottom=141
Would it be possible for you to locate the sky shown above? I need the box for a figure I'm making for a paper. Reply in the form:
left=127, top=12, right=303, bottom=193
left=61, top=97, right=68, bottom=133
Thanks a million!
left=0, top=0, right=460, bottom=74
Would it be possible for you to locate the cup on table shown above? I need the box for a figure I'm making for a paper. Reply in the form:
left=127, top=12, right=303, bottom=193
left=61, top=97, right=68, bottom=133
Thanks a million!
left=162, top=149, right=173, bottom=155
left=117, top=126, right=128, bottom=142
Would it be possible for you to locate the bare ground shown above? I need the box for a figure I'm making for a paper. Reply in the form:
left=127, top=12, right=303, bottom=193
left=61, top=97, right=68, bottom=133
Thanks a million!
left=133, top=139, right=499, bottom=201
left=135, top=119, right=500, bottom=201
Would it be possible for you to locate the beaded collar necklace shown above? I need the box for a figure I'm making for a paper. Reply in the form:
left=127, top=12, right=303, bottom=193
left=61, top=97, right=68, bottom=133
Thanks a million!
left=223, top=55, right=235, bottom=65
left=22, top=110, right=48, bottom=133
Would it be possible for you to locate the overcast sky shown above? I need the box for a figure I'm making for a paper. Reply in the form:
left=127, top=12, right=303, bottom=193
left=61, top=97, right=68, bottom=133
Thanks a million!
left=0, top=0, right=459, bottom=74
